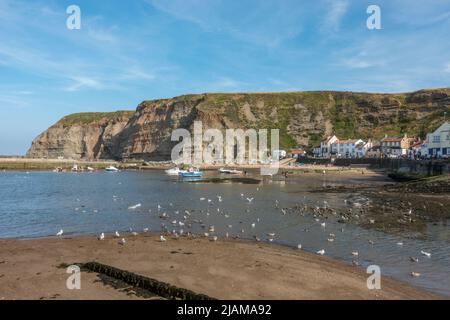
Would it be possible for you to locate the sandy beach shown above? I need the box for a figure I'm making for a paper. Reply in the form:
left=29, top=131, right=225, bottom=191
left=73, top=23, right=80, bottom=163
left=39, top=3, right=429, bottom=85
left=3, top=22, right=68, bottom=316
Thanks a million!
left=0, top=234, right=442, bottom=300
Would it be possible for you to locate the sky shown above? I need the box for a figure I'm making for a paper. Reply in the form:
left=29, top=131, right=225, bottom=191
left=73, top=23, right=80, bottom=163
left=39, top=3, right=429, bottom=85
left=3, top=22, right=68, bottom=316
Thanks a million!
left=0, top=0, right=449, bottom=155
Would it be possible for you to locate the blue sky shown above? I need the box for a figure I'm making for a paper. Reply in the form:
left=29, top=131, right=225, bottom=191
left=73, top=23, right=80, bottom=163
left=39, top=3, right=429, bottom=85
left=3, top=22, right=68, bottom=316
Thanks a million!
left=0, top=0, right=449, bottom=155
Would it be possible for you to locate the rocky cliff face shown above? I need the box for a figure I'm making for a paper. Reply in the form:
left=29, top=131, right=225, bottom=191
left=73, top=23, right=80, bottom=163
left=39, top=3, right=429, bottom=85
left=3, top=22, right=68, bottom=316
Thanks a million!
left=27, top=89, right=450, bottom=160
left=26, top=112, right=133, bottom=160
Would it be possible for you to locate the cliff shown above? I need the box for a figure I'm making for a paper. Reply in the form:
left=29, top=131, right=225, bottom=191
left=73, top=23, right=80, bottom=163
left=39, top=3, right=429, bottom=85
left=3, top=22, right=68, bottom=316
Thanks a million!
left=26, top=111, right=133, bottom=160
left=27, top=89, right=450, bottom=160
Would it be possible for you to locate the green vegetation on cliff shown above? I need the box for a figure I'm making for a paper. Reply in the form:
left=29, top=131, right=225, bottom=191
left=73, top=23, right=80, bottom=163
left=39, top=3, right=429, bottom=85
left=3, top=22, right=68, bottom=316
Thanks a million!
left=28, top=88, right=450, bottom=160
left=59, top=111, right=134, bottom=125
left=164, top=89, right=450, bottom=150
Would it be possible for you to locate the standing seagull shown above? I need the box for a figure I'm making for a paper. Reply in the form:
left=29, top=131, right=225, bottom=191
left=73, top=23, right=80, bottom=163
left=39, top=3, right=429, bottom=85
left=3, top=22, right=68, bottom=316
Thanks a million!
left=98, top=233, right=105, bottom=241
left=56, top=229, right=64, bottom=237
left=114, top=231, right=120, bottom=238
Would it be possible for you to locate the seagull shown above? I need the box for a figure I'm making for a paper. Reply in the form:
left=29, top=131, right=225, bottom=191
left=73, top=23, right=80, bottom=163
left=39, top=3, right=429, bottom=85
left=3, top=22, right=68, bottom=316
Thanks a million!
left=114, top=231, right=120, bottom=238
left=421, top=250, right=431, bottom=258
left=327, top=238, right=334, bottom=242
left=211, top=236, right=218, bottom=242
left=119, top=238, right=126, bottom=245
left=396, top=242, right=404, bottom=246
left=131, top=231, right=138, bottom=236
left=251, top=223, right=256, bottom=228
left=410, top=257, right=419, bottom=263
left=411, top=272, right=421, bottom=277
left=320, top=222, right=326, bottom=228
left=246, top=197, right=254, bottom=203
left=316, top=249, right=325, bottom=255
left=297, top=244, right=302, bottom=249
left=160, top=235, right=167, bottom=242
left=56, top=229, right=63, bottom=237
left=200, top=197, right=205, bottom=201
left=128, top=203, right=141, bottom=210
left=143, top=228, right=149, bottom=233
left=351, top=251, right=359, bottom=256
left=98, top=233, right=105, bottom=240
left=267, top=232, right=275, bottom=237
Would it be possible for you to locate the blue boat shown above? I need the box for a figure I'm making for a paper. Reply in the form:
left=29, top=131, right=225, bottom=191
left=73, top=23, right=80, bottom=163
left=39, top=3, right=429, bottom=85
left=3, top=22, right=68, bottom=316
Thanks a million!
left=179, top=167, right=203, bottom=178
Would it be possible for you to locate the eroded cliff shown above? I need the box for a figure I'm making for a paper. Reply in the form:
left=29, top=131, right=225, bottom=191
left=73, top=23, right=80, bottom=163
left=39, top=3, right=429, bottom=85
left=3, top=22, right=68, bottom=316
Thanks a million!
left=27, top=89, right=450, bottom=160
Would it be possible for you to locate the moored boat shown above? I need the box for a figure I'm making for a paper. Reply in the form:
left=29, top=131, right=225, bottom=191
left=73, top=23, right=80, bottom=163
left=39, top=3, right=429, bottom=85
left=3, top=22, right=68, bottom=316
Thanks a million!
left=219, top=168, right=243, bottom=175
left=105, top=165, right=119, bottom=172
left=179, top=167, right=203, bottom=178
left=165, top=167, right=187, bottom=175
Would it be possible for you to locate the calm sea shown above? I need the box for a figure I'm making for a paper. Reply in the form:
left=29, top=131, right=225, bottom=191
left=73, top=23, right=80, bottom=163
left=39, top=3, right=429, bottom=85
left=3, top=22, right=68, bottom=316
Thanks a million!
left=0, top=170, right=449, bottom=296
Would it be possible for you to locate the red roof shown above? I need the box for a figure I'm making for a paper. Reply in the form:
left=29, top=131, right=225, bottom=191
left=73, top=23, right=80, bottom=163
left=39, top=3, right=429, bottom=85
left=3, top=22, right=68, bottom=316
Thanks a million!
left=334, top=139, right=360, bottom=144
left=381, top=137, right=403, bottom=142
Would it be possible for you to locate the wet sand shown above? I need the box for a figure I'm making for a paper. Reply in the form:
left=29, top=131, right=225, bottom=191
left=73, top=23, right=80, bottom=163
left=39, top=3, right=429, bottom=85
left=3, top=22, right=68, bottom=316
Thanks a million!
left=0, top=234, right=442, bottom=300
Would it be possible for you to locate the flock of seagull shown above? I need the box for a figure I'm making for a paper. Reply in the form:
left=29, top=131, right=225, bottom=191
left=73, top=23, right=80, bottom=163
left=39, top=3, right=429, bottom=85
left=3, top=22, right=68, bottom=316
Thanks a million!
left=56, top=189, right=433, bottom=279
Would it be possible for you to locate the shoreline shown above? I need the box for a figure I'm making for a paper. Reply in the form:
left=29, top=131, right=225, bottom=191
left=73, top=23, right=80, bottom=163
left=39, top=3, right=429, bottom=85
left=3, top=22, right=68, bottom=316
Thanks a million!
left=0, top=157, right=383, bottom=175
left=0, top=234, right=443, bottom=300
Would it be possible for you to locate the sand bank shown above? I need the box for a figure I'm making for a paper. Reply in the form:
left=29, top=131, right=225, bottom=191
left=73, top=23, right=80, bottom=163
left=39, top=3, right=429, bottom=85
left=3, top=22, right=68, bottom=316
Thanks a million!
left=0, top=235, right=441, bottom=300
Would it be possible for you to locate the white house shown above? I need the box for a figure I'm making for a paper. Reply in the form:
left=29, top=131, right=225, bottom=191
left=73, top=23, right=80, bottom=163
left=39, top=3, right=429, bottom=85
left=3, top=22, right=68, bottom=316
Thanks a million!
left=421, top=122, right=450, bottom=157
left=316, top=135, right=338, bottom=157
left=331, top=139, right=365, bottom=158
left=355, top=140, right=373, bottom=158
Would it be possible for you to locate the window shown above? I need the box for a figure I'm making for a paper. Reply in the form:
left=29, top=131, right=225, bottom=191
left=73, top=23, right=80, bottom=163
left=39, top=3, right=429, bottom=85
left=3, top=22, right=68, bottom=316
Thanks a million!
left=433, top=136, right=441, bottom=143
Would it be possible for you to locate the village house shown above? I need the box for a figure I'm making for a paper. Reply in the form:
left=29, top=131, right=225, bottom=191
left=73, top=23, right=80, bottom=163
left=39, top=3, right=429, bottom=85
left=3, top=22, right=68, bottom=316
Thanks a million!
left=409, top=139, right=423, bottom=159
left=355, top=140, right=373, bottom=158
left=380, top=134, right=414, bottom=157
left=331, top=139, right=364, bottom=158
left=289, top=148, right=306, bottom=159
left=315, top=135, right=338, bottom=158
left=366, top=144, right=382, bottom=158
left=421, top=122, right=450, bottom=158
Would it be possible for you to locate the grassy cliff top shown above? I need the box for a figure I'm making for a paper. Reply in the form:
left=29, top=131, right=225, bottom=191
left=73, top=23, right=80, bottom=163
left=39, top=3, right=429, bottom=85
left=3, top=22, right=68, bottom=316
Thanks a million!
left=59, top=111, right=134, bottom=125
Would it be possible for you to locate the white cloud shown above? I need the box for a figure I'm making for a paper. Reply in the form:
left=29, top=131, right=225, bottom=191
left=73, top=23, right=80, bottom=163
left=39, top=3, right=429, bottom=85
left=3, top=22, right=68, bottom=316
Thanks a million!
left=321, top=0, right=348, bottom=32
left=64, top=77, right=103, bottom=92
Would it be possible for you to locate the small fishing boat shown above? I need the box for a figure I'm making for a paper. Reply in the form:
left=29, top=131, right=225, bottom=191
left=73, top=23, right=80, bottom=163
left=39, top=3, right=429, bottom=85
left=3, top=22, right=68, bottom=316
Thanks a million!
left=105, top=165, right=119, bottom=172
left=218, top=168, right=243, bottom=175
left=165, top=167, right=187, bottom=175
left=179, top=167, right=203, bottom=178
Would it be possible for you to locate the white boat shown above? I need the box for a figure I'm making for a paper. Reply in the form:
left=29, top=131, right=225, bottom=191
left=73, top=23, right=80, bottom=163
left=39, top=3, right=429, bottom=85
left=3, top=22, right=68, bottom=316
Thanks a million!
left=71, top=164, right=79, bottom=172
left=165, top=167, right=187, bottom=175
left=105, top=165, right=119, bottom=172
left=219, top=168, right=243, bottom=175
left=87, top=167, right=95, bottom=172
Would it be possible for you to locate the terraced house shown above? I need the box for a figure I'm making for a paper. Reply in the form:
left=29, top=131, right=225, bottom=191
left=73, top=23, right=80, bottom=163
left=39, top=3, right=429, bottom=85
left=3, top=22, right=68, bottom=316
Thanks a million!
left=380, top=134, right=413, bottom=157
left=421, top=122, right=450, bottom=157
left=331, top=139, right=364, bottom=158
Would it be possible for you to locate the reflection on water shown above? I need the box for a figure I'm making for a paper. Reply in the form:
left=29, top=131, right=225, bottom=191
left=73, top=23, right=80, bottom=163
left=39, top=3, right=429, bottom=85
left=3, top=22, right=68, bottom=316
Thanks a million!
left=0, top=170, right=449, bottom=296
